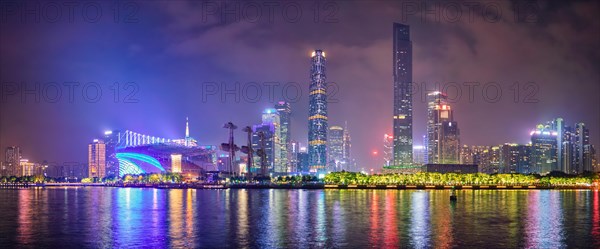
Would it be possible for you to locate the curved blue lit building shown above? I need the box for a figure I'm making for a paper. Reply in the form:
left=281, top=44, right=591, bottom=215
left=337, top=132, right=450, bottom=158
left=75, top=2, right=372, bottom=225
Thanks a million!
left=308, top=50, right=328, bottom=174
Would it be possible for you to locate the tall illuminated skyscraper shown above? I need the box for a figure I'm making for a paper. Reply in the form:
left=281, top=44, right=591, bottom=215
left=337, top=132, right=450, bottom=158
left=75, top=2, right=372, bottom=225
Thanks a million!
left=392, top=23, right=413, bottom=166
left=308, top=49, right=328, bottom=173
left=88, top=139, right=106, bottom=178
left=275, top=101, right=292, bottom=172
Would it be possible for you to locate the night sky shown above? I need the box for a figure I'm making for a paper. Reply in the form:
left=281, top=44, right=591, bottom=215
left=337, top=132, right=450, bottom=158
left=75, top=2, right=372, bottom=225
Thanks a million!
left=1, top=0, right=599, bottom=170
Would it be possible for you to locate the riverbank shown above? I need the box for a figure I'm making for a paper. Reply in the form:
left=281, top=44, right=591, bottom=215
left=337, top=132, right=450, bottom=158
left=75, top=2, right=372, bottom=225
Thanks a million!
left=1, top=182, right=595, bottom=190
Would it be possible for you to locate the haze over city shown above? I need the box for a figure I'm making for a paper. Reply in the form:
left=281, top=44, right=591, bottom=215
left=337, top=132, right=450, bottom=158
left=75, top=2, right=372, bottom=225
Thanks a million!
left=1, top=1, right=598, bottom=170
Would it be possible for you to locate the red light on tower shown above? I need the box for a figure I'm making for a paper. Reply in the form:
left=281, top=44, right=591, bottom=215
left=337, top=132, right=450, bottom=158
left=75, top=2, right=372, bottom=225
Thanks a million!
left=372, top=150, right=378, bottom=155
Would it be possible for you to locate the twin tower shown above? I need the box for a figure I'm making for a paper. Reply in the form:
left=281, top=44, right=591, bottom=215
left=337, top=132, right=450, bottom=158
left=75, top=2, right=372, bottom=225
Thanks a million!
left=308, top=23, right=413, bottom=173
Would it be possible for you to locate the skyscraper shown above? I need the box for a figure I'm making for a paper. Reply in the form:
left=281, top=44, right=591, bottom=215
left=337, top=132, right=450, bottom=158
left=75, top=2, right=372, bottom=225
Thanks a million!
left=328, top=126, right=344, bottom=171
left=88, top=139, right=106, bottom=178
left=251, top=123, right=276, bottom=173
left=308, top=49, right=328, bottom=173
left=275, top=101, right=292, bottom=172
left=530, top=124, right=558, bottom=174
left=549, top=118, right=565, bottom=172
left=297, top=146, right=309, bottom=174
left=103, top=130, right=121, bottom=178
left=392, top=23, right=413, bottom=166
left=573, top=123, right=591, bottom=173
left=4, top=146, right=21, bottom=176
left=262, top=108, right=283, bottom=173
left=342, top=121, right=352, bottom=170
left=500, top=143, right=531, bottom=174
left=383, top=134, right=393, bottom=166
left=290, top=140, right=299, bottom=172
left=427, top=92, right=460, bottom=164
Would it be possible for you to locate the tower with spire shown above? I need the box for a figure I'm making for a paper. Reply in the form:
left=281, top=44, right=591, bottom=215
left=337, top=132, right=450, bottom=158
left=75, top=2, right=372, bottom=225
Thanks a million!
left=184, top=117, right=197, bottom=147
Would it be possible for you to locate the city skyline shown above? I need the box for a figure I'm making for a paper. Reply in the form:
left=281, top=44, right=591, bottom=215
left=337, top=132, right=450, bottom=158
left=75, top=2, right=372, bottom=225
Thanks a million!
left=1, top=1, right=599, bottom=172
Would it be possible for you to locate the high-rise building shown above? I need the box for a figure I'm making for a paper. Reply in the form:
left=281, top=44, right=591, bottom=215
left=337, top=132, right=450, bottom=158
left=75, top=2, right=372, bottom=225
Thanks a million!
left=548, top=118, right=565, bottom=172
left=440, top=121, right=460, bottom=164
left=4, top=146, right=21, bottom=176
left=20, top=159, right=44, bottom=176
left=275, top=101, right=292, bottom=172
left=384, top=134, right=393, bottom=166
left=530, top=124, right=558, bottom=174
left=500, top=143, right=531, bottom=174
left=103, top=130, right=122, bottom=178
left=171, top=154, right=182, bottom=173
left=308, top=49, right=328, bottom=174
left=342, top=122, right=352, bottom=170
left=297, top=146, right=309, bottom=173
left=413, top=145, right=425, bottom=164
left=252, top=123, right=276, bottom=173
left=426, top=92, right=460, bottom=164
left=392, top=22, right=413, bottom=166
left=328, top=126, right=344, bottom=172
left=573, top=123, right=591, bottom=173
left=290, top=140, right=299, bottom=172
left=262, top=108, right=283, bottom=173
left=88, top=139, right=106, bottom=178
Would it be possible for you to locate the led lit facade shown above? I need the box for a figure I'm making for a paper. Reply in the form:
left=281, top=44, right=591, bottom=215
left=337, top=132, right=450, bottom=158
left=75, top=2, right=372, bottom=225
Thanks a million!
left=392, top=23, right=413, bottom=166
left=116, top=152, right=165, bottom=176
left=308, top=49, right=328, bottom=173
left=88, top=139, right=106, bottom=178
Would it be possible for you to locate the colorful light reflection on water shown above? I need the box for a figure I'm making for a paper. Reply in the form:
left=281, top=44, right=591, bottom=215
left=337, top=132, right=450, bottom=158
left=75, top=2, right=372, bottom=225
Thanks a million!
left=0, top=188, right=598, bottom=248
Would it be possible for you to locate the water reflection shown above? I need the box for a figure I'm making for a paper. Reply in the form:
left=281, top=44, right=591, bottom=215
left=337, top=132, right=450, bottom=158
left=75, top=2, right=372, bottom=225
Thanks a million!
left=410, top=191, right=431, bottom=248
left=525, top=191, right=565, bottom=248
left=0, top=188, right=597, bottom=248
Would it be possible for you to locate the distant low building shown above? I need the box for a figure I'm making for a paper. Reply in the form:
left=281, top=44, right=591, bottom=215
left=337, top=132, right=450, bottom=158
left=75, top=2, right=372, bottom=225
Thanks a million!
left=423, top=164, right=478, bottom=174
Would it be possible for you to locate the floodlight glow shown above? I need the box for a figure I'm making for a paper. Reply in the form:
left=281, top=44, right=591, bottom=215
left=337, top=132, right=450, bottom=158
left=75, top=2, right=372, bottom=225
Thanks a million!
left=104, top=130, right=113, bottom=135
left=116, top=152, right=166, bottom=173
left=117, top=158, right=145, bottom=176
